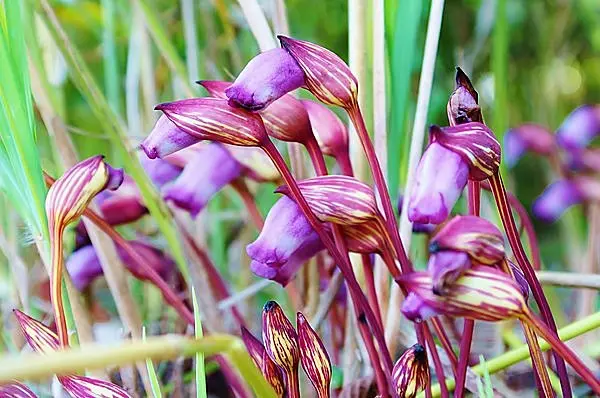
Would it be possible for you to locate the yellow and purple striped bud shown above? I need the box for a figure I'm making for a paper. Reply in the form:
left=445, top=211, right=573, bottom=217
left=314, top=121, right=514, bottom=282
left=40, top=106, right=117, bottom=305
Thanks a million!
left=504, top=124, right=556, bottom=168
left=240, top=326, right=285, bottom=397
left=0, top=381, right=37, bottom=397
left=301, top=99, right=349, bottom=159
left=279, top=36, right=358, bottom=109
left=45, top=156, right=123, bottom=346
left=13, top=310, right=132, bottom=397
left=297, top=312, right=332, bottom=398
left=447, top=67, right=482, bottom=126
left=262, top=301, right=300, bottom=375
left=141, top=115, right=201, bottom=159
left=150, top=97, right=268, bottom=150
left=533, top=176, right=600, bottom=223
left=556, top=104, right=600, bottom=150
left=162, top=143, right=242, bottom=217
left=430, top=215, right=505, bottom=265
left=429, top=123, right=501, bottom=181
left=392, top=344, right=430, bottom=398
left=225, top=48, right=305, bottom=111
left=399, top=267, right=528, bottom=322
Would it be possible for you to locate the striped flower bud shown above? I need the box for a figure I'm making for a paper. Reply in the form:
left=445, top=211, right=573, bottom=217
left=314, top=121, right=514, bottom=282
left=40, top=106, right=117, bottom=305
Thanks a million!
left=0, top=381, right=37, bottom=398
left=430, top=123, right=501, bottom=181
left=297, top=312, right=332, bottom=398
left=430, top=215, right=505, bottom=265
left=392, top=344, right=430, bottom=398
left=262, top=351, right=286, bottom=397
left=504, top=124, right=556, bottom=168
left=262, top=301, right=300, bottom=374
left=301, top=99, right=349, bottom=159
left=398, top=266, right=528, bottom=322
left=241, top=326, right=267, bottom=370
left=225, top=48, right=305, bottom=111
left=153, top=97, right=268, bottom=148
left=46, top=156, right=123, bottom=346
left=141, top=115, right=201, bottom=159
left=279, top=36, right=358, bottom=109
left=447, top=67, right=482, bottom=126
left=200, top=80, right=314, bottom=145
left=556, top=105, right=600, bottom=150
left=241, top=326, right=285, bottom=397
left=13, top=310, right=131, bottom=397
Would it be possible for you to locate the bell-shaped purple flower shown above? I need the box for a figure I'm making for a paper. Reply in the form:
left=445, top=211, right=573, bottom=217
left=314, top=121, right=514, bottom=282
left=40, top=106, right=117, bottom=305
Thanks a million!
left=532, top=180, right=583, bottom=223
left=427, top=250, right=471, bottom=296
left=401, top=292, right=440, bottom=322
left=504, top=124, right=556, bottom=167
left=246, top=196, right=324, bottom=286
left=226, top=48, right=305, bottom=111
left=139, top=152, right=182, bottom=188
left=96, top=175, right=147, bottom=225
left=162, top=143, right=242, bottom=217
left=408, top=142, right=469, bottom=224
left=556, top=105, right=600, bottom=150
left=141, top=115, right=201, bottom=159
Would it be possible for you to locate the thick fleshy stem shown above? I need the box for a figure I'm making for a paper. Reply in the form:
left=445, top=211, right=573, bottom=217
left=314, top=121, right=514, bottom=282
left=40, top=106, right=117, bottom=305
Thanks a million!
left=489, top=173, right=572, bottom=397
left=229, top=179, right=264, bottom=229
left=526, top=312, right=600, bottom=395
left=429, top=318, right=458, bottom=371
left=261, top=139, right=395, bottom=395
left=285, top=366, right=301, bottom=398
left=50, top=225, right=69, bottom=347
left=423, top=322, right=449, bottom=398
left=454, top=180, right=480, bottom=397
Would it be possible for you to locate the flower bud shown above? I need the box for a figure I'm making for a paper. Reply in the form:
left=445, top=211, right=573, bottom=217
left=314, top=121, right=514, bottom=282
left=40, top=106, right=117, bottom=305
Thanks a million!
left=162, top=143, right=242, bottom=217
left=399, top=267, right=527, bottom=322
left=0, top=382, right=37, bottom=398
left=13, top=310, right=132, bottom=397
left=556, top=105, right=600, bottom=150
left=447, top=67, right=482, bottom=126
left=533, top=177, right=600, bottom=222
left=155, top=97, right=268, bottom=147
left=262, top=301, right=300, bottom=375
left=141, top=115, right=201, bottom=159
left=262, top=351, right=286, bottom=397
left=408, top=142, right=469, bottom=224
left=392, top=344, right=430, bottom=398
left=46, top=156, right=123, bottom=235
left=297, top=312, right=332, bottom=397
left=247, top=197, right=324, bottom=285
left=96, top=175, right=147, bottom=225
left=226, top=48, right=305, bottom=111
left=197, top=80, right=230, bottom=98
left=427, top=251, right=471, bottom=296
left=430, top=215, right=505, bottom=265
left=301, top=99, right=349, bottom=158
left=504, top=124, right=556, bottom=168
left=430, top=123, right=501, bottom=181
left=240, top=326, right=285, bottom=396
left=241, top=326, right=266, bottom=370
left=279, top=36, right=358, bottom=109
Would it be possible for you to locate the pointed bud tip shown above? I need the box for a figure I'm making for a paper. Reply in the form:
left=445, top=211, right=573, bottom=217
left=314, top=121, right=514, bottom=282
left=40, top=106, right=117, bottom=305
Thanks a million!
left=263, top=300, right=278, bottom=312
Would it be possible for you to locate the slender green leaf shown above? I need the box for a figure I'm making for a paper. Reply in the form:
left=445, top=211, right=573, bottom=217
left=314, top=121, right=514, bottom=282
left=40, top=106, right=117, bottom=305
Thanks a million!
left=192, top=287, right=207, bottom=398
left=143, top=327, right=162, bottom=398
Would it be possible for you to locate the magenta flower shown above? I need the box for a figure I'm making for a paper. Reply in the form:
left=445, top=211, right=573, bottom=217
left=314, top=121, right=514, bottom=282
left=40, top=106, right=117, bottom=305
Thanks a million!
left=67, top=241, right=175, bottom=290
left=504, top=124, right=556, bottom=167
left=532, top=180, right=583, bottom=223
left=401, top=292, right=440, bottom=322
left=96, top=175, right=147, bottom=225
left=408, top=142, right=469, bottom=224
left=141, top=115, right=201, bottom=159
left=162, top=143, right=242, bottom=217
left=246, top=196, right=324, bottom=286
left=226, top=48, right=305, bottom=111
left=139, top=152, right=182, bottom=188
left=427, top=250, right=471, bottom=295
left=556, top=105, right=600, bottom=150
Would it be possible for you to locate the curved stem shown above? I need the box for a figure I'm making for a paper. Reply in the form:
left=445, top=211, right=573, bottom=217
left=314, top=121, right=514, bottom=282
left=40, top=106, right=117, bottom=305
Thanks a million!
left=230, top=179, right=264, bottom=230
left=362, top=254, right=384, bottom=330
left=522, top=322, right=553, bottom=398
left=50, top=226, right=69, bottom=347
left=423, top=322, right=449, bottom=398
left=335, top=150, right=354, bottom=176
left=305, top=136, right=329, bottom=176
left=489, top=173, right=571, bottom=397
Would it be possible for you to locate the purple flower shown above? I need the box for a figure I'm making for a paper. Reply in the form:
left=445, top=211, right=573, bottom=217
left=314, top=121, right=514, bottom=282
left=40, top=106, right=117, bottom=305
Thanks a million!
left=162, top=143, right=242, bottom=217
left=504, top=124, right=556, bottom=167
left=246, top=197, right=324, bottom=286
left=408, top=142, right=469, bottom=224
left=141, top=115, right=201, bottom=159
left=96, top=175, right=148, bottom=225
left=139, top=152, right=182, bottom=188
left=67, top=241, right=175, bottom=291
left=532, top=180, right=583, bottom=223
left=556, top=105, right=600, bottom=150
left=226, top=48, right=305, bottom=111
left=401, top=292, right=440, bottom=322
left=427, top=250, right=471, bottom=296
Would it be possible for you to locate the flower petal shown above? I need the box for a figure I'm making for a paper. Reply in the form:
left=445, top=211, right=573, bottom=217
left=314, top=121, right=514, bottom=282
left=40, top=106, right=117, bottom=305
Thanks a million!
left=13, top=310, right=60, bottom=354
left=0, top=381, right=38, bottom=397
left=58, top=375, right=132, bottom=398
left=297, top=312, right=332, bottom=397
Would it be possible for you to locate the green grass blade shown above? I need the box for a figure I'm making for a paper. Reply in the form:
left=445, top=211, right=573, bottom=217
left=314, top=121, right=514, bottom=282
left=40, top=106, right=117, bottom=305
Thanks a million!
left=192, top=287, right=207, bottom=398
left=492, top=0, right=508, bottom=178
left=101, top=0, right=122, bottom=113
left=34, top=0, right=189, bottom=280
left=143, top=327, right=163, bottom=398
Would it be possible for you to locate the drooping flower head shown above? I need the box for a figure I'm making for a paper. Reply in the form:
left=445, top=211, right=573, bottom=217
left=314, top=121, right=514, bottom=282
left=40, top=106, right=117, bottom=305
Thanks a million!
left=13, top=310, right=132, bottom=397
left=532, top=177, right=600, bottom=223
left=141, top=115, right=201, bottom=159
left=297, top=312, right=332, bottom=398
left=556, top=105, right=600, bottom=150
left=226, top=48, right=305, bottom=111
left=96, top=175, right=147, bottom=225
left=447, top=67, right=482, bottom=126
left=162, top=143, right=242, bottom=217
left=426, top=250, right=471, bottom=296
left=504, top=124, right=556, bottom=168
left=392, top=344, right=430, bottom=398
left=247, top=196, right=324, bottom=286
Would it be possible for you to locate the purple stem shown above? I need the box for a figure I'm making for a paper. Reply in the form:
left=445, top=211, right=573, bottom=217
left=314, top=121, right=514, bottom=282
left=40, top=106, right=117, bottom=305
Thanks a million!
left=423, top=322, right=449, bottom=398
left=489, top=173, right=572, bottom=397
